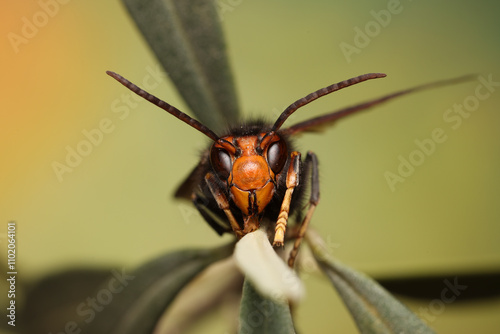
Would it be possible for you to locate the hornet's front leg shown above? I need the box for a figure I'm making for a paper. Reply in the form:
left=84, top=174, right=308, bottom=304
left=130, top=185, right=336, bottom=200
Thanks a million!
left=288, top=151, right=320, bottom=268
left=273, top=151, right=301, bottom=247
left=205, top=172, right=244, bottom=239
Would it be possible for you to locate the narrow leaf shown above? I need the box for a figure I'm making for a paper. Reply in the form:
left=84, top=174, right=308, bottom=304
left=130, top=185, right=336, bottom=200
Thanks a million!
left=155, top=257, right=243, bottom=334
left=377, top=271, right=500, bottom=301
left=83, top=243, right=233, bottom=334
left=122, top=0, right=240, bottom=131
left=307, top=230, right=435, bottom=334
left=17, top=268, right=113, bottom=334
left=239, top=279, right=296, bottom=334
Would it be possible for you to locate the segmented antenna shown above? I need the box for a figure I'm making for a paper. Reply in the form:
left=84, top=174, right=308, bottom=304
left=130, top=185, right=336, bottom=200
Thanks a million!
left=282, top=74, right=476, bottom=136
left=272, top=73, right=387, bottom=131
left=106, top=71, right=221, bottom=142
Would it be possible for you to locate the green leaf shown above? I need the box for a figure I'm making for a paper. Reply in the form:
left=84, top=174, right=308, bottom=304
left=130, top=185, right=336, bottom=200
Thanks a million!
left=83, top=243, right=233, bottom=334
left=377, top=271, right=500, bottom=301
left=307, top=230, right=436, bottom=334
left=121, top=0, right=240, bottom=131
left=239, top=279, right=296, bottom=334
left=155, top=256, right=244, bottom=333
left=16, top=268, right=114, bottom=334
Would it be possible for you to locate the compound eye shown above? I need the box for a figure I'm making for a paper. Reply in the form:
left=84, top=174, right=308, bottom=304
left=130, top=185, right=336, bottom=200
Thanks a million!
left=210, top=147, right=232, bottom=180
left=267, top=138, right=287, bottom=174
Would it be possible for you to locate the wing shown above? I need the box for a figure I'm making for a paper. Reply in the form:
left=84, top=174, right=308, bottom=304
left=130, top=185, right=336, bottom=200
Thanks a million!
left=174, top=151, right=210, bottom=200
left=282, top=74, right=475, bottom=136
left=122, top=0, right=240, bottom=132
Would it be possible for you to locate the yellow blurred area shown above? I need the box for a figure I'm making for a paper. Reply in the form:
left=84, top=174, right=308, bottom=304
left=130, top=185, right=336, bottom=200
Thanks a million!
left=1, top=0, right=499, bottom=333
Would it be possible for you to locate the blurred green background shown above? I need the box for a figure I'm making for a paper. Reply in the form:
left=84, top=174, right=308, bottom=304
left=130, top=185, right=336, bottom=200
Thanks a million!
left=1, top=0, right=499, bottom=332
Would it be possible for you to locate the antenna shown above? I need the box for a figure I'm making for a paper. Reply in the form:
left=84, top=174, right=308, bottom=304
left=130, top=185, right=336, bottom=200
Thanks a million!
left=272, top=73, right=387, bottom=131
left=106, top=71, right=221, bottom=143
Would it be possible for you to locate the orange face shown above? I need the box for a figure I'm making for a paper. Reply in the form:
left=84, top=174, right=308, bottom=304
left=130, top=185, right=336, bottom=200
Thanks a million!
left=210, top=132, right=288, bottom=217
